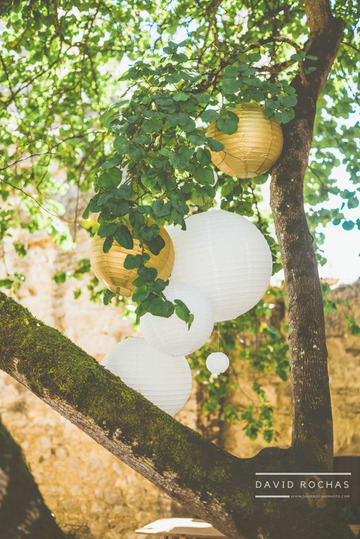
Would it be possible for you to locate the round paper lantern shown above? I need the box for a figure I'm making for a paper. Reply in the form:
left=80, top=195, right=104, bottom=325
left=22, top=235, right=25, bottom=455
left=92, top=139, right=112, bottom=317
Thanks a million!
left=206, top=352, right=230, bottom=375
left=169, top=209, right=272, bottom=322
left=140, top=283, right=214, bottom=356
left=90, top=224, right=175, bottom=297
left=206, top=103, right=283, bottom=179
left=102, top=337, right=192, bottom=416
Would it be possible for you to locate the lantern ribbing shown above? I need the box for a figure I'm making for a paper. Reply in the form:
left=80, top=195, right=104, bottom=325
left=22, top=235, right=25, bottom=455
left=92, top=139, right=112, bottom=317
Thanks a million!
left=207, top=103, right=283, bottom=178
left=90, top=225, right=174, bottom=297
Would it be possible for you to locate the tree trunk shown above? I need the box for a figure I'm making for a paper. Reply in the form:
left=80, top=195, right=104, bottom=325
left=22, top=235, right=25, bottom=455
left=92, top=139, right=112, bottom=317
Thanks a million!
left=270, top=2, right=345, bottom=465
left=0, top=416, right=66, bottom=538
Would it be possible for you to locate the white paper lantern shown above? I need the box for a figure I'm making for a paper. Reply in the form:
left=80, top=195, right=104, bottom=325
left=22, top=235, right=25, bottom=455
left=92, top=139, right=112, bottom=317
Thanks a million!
left=169, top=209, right=272, bottom=322
left=101, top=337, right=192, bottom=416
left=140, top=283, right=214, bottom=356
left=206, top=352, right=230, bottom=375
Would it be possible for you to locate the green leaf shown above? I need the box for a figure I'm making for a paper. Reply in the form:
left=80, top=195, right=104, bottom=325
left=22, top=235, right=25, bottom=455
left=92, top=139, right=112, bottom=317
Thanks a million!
left=195, top=94, right=211, bottom=104
left=82, top=205, right=90, bottom=220
left=141, top=119, right=163, bottom=133
left=188, top=134, right=208, bottom=145
left=108, top=200, right=129, bottom=217
left=14, top=241, right=27, bottom=258
left=216, top=117, right=238, bottom=135
left=88, top=194, right=103, bottom=212
left=132, top=134, right=152, bottom=144
left=128, top=145, right=147, bottom=160
left=73, top=289, right=82, bottom=300
left=196, top=147, right=212, bottom=166
left=124, top=254, right=144, bottom=269
left=52, top=271, right=67, bottom=284
left=173, top=92, right=190, bottom=101
left=291, top=52, right=306, bottom=62
left=142, top=174, right=158, bottom=189
left=172, top=52, right=188, bottom=63
left=274, top=110, right=293, bottom=124
left=129, top=210, right=145, bottom=229
left=137, top=266, right=158, bottom=281
left=222, top=77, right=242, bottom=94
left=103, top=236, right=114, bottom=253
left=193, top=167, right=215, bottom=185
left=174, top=298, right=194, bottom=329
left=278, top=94, right=297, bottom=107
left=348, top=196, right=359, bottom=209
left=114, top=136, right=129, bottom=155
left=143, top=296, right=175, bottom=317
left=153, top=199, right=171, bottom=217
left=263, top=429, right=274, bottom=443
left=131, top=276, right=146, bottom=288
left=132, top=286, right=151, bottom=302
left=103, top=290, right=116, bottom=305
left=146, top=234, right=165, bottom=255
left=139, top=223, right=160, bottom=241
left=152, top=278, right=167, bottom=294
left=206, top=137, right=225, bottom=152
left=114, top=184, right=132, bottom=199
left=97, top=222, right=117, bottom=238
left=114, top=226, right=134, bottom=249
left=272, top=262, right=283, bottom=275
left=182, top=117, right=196, bottom=132
left=342, top=220, right=355, bottom=230
left=101, top=157, right=120, bottom=169
left=201, top=109, right=219, bottom=123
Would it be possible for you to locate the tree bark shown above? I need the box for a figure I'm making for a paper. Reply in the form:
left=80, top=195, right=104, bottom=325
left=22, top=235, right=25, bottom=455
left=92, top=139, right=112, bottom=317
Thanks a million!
left=0, top=292, right=354, bottom=539
left=270, top=2, right=345, bottom=465
left=0, top=416, right=66, bottom=538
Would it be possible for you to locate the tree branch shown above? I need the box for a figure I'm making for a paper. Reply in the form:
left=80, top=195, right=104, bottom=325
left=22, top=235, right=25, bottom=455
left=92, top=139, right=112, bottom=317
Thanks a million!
left=0, top=292, right=354, bottom=539
left=0, top=291, right=250, bottom=538
left=305, top=0, right=332, bottom=33
left=0, top=416, right=66, bottom=538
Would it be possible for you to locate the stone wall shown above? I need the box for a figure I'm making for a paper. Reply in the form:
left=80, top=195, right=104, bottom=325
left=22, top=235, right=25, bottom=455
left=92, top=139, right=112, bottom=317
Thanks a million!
left=0, top=226, right=359, bottom=537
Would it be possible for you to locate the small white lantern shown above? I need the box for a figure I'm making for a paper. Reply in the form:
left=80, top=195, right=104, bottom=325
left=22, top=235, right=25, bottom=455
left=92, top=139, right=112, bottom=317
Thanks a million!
left=169, top=209, right=272, bottom=322
left=101, top=337, right=192, bottom=416
left=140, top=283, right=214, bottom=356
left=206, top=352, right=230, bottom=375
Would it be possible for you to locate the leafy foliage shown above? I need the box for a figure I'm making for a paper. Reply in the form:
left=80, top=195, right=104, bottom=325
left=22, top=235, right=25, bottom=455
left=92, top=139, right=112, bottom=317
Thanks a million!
left=0, top=0, right=359, bottom=440
left=189, top=295, right=289, bottom=443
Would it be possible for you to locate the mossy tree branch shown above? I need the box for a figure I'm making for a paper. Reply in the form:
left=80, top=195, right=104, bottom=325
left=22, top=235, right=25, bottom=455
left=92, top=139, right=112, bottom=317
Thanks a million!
left=0, top=292, right=354, bottom=539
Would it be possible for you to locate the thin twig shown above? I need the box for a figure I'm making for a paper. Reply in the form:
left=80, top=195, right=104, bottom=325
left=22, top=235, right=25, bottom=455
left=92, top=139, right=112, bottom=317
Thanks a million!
left=0, top=132, right=106, bottom=172
left=0, top=179, right=72, bottom=223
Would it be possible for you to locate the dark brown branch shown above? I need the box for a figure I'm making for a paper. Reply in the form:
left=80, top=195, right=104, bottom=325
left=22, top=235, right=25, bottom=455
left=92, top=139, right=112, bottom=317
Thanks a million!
left=305, top=0, right=332, bottom=33
left=0, top=416, right=66, bottom=538
left=52, top=0, right=72, bottom=46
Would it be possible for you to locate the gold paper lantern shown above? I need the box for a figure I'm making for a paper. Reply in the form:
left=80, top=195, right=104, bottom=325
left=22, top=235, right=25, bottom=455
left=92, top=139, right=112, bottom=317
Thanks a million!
left=206, top=103, right=283, bottom=179
left=90, top=224, right=175, bottom=297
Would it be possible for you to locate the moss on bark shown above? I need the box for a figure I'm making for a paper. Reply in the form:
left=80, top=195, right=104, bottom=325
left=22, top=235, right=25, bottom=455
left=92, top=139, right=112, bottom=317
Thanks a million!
left=0, top=292, right=355, bottom=538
